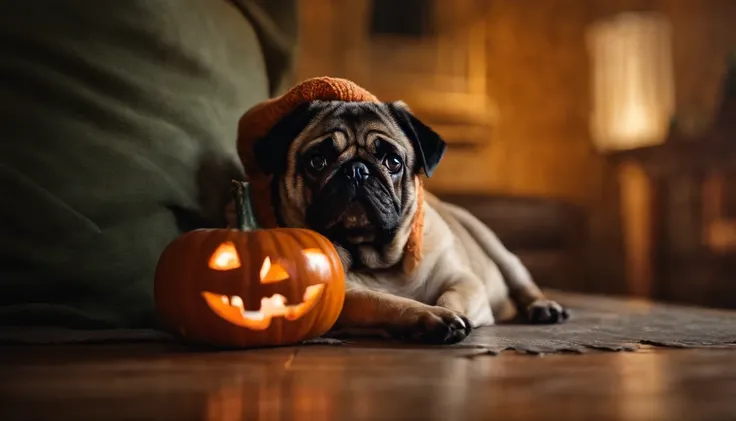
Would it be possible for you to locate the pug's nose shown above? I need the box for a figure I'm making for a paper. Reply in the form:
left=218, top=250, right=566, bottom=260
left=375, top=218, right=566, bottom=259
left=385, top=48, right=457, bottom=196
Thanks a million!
left=344, top=161, right=370, bottom=184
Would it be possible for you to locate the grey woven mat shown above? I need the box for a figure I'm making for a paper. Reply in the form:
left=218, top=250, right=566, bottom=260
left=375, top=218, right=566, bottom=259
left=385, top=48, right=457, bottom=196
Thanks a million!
left=1, top=291, right=735, bottom=355
left=456, top=290, right=736, bottom=355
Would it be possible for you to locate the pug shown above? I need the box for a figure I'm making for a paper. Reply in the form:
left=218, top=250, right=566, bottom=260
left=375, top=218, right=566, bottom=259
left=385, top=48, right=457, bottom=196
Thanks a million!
left=252, top=100, right=569, bottom=344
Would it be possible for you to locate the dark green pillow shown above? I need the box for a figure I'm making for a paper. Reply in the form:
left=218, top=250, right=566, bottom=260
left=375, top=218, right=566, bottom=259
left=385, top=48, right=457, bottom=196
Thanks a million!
left=0, top=0, right=296, bottom=332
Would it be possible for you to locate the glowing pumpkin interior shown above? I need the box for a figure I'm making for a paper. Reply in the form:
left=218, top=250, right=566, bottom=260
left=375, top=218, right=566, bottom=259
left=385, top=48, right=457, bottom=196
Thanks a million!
left=201, top=243, right=328, bottom=330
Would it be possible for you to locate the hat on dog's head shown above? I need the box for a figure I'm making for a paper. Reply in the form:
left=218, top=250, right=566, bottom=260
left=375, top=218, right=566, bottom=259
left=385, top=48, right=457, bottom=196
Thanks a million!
left=236, top=77, right=425, bottom=273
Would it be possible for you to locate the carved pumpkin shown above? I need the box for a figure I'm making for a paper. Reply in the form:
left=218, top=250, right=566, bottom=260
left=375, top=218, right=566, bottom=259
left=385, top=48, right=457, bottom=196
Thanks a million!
left=154, top=181, right=346, bottom=348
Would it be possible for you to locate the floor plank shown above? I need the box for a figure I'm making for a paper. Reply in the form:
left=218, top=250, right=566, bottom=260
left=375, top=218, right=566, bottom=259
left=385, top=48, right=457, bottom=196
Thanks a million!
left=2, top=343, right=736, bottom=421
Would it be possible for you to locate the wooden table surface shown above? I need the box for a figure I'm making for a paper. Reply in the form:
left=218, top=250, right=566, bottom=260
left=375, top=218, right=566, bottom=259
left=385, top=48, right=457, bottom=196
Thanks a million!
left=2, top=341, right=736, bottom=421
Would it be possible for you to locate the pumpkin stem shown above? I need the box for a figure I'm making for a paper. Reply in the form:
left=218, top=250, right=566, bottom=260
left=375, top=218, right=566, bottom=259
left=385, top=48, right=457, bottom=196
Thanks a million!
left=231, top=180, right=258, bottom=231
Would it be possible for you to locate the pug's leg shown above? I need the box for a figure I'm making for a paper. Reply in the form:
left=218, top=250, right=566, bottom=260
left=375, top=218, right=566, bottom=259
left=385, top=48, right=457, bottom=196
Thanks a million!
left=437, top=200, right=569, bottom=324
left=435, top=274, right=494, bottom=328
left=333, top=287, right=472, bottom=345
left=502, top=255, right=570, bottom=324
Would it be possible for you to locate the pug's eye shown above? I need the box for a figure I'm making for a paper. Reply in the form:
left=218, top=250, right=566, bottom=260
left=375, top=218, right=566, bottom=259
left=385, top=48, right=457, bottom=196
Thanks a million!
left=307, top=154, right=327, bottom=173
left=383, top=153, right=403, bottom=173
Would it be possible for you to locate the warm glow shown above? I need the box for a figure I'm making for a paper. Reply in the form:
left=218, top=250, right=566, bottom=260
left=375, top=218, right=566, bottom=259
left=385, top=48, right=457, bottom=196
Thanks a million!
left=208, top=242, right=242, bottom=271
left=202, top=284, right=326, bottom=330
left=616, top=102, right=651, bottom=140
left=302, top=248, right=331, bottom=276
left=259, top=256, right=290, bottom=284
left=588, top=12, right=675, bottom=151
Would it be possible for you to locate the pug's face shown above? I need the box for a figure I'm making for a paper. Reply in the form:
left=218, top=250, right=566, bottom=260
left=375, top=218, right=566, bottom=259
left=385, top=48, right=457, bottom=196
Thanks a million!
left=254, top=101, right=446, bottom=270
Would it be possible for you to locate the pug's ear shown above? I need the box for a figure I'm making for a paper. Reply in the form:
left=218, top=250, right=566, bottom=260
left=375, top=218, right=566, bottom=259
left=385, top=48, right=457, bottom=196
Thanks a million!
left=387, top=101, right=447, bottom=177
left=253, top=102, right=321, bottom=175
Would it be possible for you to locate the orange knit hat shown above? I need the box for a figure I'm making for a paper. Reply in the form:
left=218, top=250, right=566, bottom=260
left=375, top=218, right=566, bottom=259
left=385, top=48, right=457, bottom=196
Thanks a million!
left=236, top=77, right=424, bottom=273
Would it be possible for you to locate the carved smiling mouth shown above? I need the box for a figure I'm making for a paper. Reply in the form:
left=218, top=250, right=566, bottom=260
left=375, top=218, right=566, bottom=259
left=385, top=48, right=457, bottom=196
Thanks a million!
left=201, top=284, right=325, bottom=330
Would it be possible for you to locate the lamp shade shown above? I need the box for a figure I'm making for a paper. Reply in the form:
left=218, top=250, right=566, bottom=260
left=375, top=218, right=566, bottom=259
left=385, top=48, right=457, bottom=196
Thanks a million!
left=587, top=12, right=675, bottom=151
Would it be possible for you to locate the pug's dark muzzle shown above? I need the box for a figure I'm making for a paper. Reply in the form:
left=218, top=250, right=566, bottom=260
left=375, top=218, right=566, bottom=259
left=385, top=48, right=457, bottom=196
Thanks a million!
left=306, top=160, right=401, bottom=246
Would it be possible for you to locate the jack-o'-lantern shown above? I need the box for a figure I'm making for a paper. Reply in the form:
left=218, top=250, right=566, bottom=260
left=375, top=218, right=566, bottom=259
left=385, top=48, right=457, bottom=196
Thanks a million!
left=154, top=181, right=346, bottom=348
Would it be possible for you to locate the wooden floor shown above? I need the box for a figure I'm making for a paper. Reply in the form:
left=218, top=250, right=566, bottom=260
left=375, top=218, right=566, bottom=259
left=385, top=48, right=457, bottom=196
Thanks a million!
left=2, top=342, right=736, bottom=421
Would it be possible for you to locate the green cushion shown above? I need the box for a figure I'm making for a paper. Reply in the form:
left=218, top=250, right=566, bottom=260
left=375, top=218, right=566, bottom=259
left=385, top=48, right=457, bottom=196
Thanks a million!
left=0, top=0, right=295, bottom=329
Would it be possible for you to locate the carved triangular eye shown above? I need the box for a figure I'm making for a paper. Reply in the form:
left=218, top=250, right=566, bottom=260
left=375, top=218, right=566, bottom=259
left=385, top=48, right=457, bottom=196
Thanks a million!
left=209, top=242, right=242, bottom=271
left=259, top=256, right=290, bottom=284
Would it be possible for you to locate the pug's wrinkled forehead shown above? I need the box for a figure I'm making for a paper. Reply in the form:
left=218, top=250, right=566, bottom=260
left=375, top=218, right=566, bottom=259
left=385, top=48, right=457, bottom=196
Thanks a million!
left=253, top=99, right=446, bottom=179
left=292, top=101, right=417, bottom=171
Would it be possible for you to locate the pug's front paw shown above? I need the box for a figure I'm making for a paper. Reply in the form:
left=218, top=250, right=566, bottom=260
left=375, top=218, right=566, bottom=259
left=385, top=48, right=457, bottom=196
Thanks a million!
left=526, top=299, right=569, bottom=324
left=399, top=307, right=473, bottom=345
